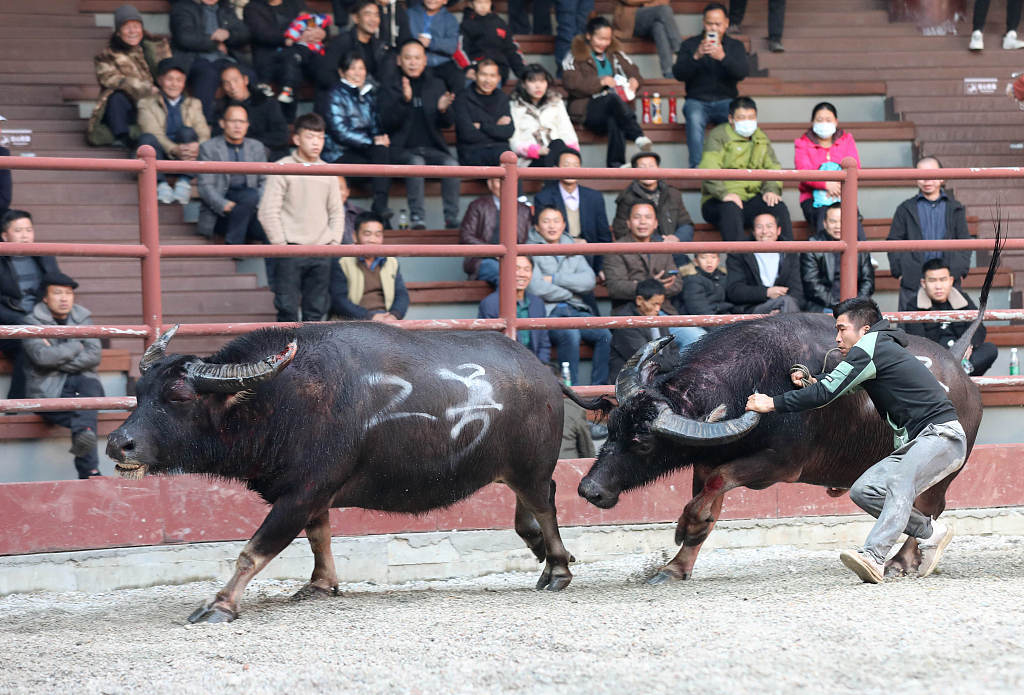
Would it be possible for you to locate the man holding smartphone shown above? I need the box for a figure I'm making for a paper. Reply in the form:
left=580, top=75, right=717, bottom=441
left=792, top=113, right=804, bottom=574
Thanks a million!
left=672, top=2, right=750, bottom=168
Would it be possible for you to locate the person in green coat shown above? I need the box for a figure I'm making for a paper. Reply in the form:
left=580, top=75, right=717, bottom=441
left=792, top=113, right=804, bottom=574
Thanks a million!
left=698, top=96, right=793, bottom=242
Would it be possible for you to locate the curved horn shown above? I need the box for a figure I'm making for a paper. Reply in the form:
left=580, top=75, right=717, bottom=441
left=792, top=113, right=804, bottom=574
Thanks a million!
left=139, top=324, right=180, bottom=374
left=649, top=401, right=761, bottom=447
left=615, top=335, right=675, bottom=403
left=186, top=340, right=298, bottom=394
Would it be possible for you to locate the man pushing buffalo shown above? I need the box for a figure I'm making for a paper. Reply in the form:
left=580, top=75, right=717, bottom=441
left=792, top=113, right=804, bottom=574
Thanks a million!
left=746, top=297, right=965, bottom=583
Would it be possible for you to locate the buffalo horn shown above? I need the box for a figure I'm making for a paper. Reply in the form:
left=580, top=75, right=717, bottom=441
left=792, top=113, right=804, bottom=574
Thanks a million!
left=614, top=335, right=676, bottom=403
left=650, top=401, right=761, bottom=447
left=186, top=339, right=298, bottom=394
left=139, top=324, right=180, bottom=374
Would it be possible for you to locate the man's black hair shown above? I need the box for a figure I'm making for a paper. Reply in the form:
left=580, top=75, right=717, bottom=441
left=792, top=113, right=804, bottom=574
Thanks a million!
left=833, top=297, right=882, bottom=328
left=921, top=257, right=952, bottom=275
left=352, top=0, right=379, bottom=16
left=221, top=102, right=250, bottom=119
left=534, top=204, right=564, bottom=225
left=398, top=37, right=426, bottom=53
left=729, top=96, right=757, bottom=116
left=293, top=112, right=325, bottom=133
left=584, top=16, right=612, bottom=36
left=636, top=278, right=666, bottom=300
left=916, top=155, right=943, bottom=168
left=1, top=209, right=31, bottom=233
left=219, top=63, right=246, bottom=80
left=703, top=2, right=728, bottom=16
left=354, top=211, right=386, bottom=233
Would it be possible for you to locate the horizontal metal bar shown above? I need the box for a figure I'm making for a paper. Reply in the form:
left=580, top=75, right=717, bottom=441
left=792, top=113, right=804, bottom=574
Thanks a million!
left=158, top=243, right=507, bottom=259
left=859, top=239, right=1024, bottom=252
left=0, top=154, right=145, bottom=172
left=155, top=159, right=504, bottom=179
left=0, top=324, right=150, bottom=338
left=516, top=166, right=850, bottom=182
left=0, top=397, right=137, bottom=413
left=0, top=242, right=148, bottom=258
left=518, top=240, right=845, bottom=256
left=857, top=166, right=1024, bottom=181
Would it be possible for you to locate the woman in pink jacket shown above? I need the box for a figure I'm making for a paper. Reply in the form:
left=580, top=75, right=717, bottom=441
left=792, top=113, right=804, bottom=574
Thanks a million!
left=794, top=102, right=862, bottom=235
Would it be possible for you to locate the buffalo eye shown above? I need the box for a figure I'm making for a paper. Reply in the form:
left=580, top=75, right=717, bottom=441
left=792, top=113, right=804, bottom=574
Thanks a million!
left=633, top=437, right=654, bottom=456
left=165, top=379, right=195, bottom=404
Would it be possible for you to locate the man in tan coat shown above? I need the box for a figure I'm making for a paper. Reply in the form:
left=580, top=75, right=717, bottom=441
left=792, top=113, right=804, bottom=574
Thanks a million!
left=258, top=113, right=344, bottom=323
left=137, top=57, right=211, bottom=204
left=603, top=201, right=683, bottom=312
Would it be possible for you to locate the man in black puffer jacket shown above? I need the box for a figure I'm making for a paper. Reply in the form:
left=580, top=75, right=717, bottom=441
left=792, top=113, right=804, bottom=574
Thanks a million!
left=801, top=203, right=874, bottom=314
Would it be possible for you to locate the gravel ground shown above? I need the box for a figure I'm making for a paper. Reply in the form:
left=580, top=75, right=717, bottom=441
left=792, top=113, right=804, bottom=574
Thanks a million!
left=2, top=535, right=1024, bottom=695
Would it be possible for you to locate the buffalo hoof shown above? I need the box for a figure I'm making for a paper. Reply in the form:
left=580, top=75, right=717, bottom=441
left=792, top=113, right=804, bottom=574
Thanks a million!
left=290, top=583, right=340, bottom=601
left=187, top=601, right=237, bottom=624
left=647, top=569, right=689, bottom=585
left=535, top=567, right=572, bottom=591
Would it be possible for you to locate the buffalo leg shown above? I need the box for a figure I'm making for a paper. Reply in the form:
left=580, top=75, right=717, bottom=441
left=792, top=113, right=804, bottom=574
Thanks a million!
left=508, top=478, right=573, bottom=591
left=650, top=494, right=724, bottom=584
left=514, top=497, right=547, bottom=563
left=188, top=500, right=312, bottom=624
left=292, top=510, right=340, bottom=599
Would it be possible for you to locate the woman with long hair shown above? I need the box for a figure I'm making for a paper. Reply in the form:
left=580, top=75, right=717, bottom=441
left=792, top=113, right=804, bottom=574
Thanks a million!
left=509, top=64, right=580, bottom=167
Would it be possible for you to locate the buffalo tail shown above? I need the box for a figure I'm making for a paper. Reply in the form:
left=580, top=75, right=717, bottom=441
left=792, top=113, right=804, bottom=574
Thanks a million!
left=560, top=383, right=615, bottom=415
left=951, top=213, right=1006, bottom=363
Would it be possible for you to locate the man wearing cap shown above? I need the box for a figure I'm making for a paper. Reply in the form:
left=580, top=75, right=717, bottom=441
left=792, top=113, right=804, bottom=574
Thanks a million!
left=0, top=114, right=11, bottom=219
left=20, top=272, right=105, bottom=479
left=137, top=57, right=211, bottom=205
left=612, top=150, right=696, bottom=266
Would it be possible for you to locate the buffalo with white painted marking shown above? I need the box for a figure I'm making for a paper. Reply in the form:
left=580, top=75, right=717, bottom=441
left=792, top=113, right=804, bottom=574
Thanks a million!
left=106, top=323, right=572, bottom=623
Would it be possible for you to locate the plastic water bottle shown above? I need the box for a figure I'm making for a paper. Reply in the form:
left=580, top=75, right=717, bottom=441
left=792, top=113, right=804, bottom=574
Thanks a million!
left=561, top=362, right=572, bottom=387
left=1011, top=347, right=1020, bottom=376
left=397, top=209, right=409, bottom=230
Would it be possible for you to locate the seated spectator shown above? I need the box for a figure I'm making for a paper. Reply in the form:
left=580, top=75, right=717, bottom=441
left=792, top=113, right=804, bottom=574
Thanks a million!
left=379, top=39, right=461, bottom=229
left=0, top=211, right=61, bottom=399
left=560, top=400, right=597, bottom=458
left=453, top=60, right=513, bottom=166
left=20, top=273, right=104, bottom=479
left=275, top=9, right=332, bottom=108
left=319, top=54, right=394, bottom=223
left=527, top=205, right=611, bottom=386
left=244, top=0, right=311, bottom=100
left=533, top=149, right=611, bottom=278
left=214, top=64, right=290, bottom=160
left=461, top=0, right=527, bottom=84
left=460, top=177, right=532, bottom=285
left=562, top=16, right=652, bottom=169
left=257, top=113, right=344, bottom=322
left=407, top=0, right=465, bottom=92
left=681, top=250, right=732, bottom=316
left=673, top=3, right=749, bottom=168
left=609, top=278, right=672, bottom=381
left=339, top=176, right=369, bottom=244
left=612, top=0, right=681, bottom=78
left=794, top=102, right=862, bottom=236
left=330, top=211, right=409, bottom=321
left=612, top=151, right=695, bottom=265
left=169, top=0, right=252, bottom=124
left=604, top=202, right=683, bottom=311
left=508, top=64, right=580, bottom=167
left=801, top=203, right=874, bottom=314
left=699, top=96, right=792, bottom=243
left=318, top=0, right=390, bottom=90
left=904, top=258, right=997, bottom=376
left=0, top=116, right=10, bottom=218
left=887, top=156, right=971, bottom=312
left=726, top=211, right=803, bottom=314
left=138, top=58, right=212, bottom=205
left=478, top=255, right=551, bottom=363
left=197, top=104, right=268, bottom=243
left=87, top=5, right=163, bottom=148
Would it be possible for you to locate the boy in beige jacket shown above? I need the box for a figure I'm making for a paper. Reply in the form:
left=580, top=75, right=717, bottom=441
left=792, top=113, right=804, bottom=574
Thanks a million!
left=258, top=113, right=344, bottom=322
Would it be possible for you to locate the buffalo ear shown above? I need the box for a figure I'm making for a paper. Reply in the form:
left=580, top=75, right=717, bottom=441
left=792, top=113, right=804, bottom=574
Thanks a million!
left=703, top=404, right=728, bottom=423
left=225, top=389, right=256, bottom=409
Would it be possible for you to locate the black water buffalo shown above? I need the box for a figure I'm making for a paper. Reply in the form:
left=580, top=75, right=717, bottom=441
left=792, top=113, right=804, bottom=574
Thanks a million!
left=569, top=312, right=984, bottom=583
left=107, top=323, right=573, bottom=623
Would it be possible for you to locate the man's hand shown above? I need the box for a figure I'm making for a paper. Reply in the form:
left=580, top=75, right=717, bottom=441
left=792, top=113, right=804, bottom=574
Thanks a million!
left=465, top=68, right=476, bottom=81
left=573, top=237, right=587, bottom=244
left=175, top=142, right=199, bottom=161
left=661, top=233, right=679, bottom=243
left=746, top=393, right=775, bottom=413
left=762, top=191, right=781, bottom=207
left=653, top=269, right=675, bottom=290
left=497, top=115, right=511, bottom=126
left=472, top=122, right=481, bottom=129
left=418, top=33, right=432, bottom=47
left=790, top=371, right=817, bottom=387
left=722, top=193, right=743, bottom=208
left=437, top=91, right=455, bottom=112
left=543, top=274, right=553, bottom=283
left=597, top=270, right=606, bottom=284
left=538, top=146, right=550, bottom=156
left=707, top=41, right=725, bottom=60
left=627, top=77, right=639, bottom=93
left=401, top=76, right=413, bottom=102
left=373, top=134, right=390, bottom=146
left=211, top=28, right=230, bottom=42
left=223, top=201, right=236, bottom=214
left=600, top=76, right=617, bottom=88
left=371, top=312, right=395, bottom=322
left=824, top=181, right=842, bottom=198
left=765, top=285, right=788, bottom=299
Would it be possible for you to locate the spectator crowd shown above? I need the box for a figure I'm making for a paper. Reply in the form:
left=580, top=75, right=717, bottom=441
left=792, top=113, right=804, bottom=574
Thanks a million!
left=0, top=1, right=1003, bottom=477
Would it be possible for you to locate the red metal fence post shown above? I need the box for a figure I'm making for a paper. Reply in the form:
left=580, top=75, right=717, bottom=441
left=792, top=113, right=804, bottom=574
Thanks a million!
left=839, top=156, right=860, bottom=300
left=498, top=151, right=520, bottom=339
left=136, top=145, right=163, bottom=346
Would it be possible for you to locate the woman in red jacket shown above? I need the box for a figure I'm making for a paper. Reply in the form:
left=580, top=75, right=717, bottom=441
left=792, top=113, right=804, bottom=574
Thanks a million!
left=793, top=102, right=862, bottom=235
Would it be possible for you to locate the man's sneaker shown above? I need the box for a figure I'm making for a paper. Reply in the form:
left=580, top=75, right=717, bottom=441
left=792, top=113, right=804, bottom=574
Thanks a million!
left=70, top=428, right=97, bottom=457
left=256, top=82, right=275, bottom=97
left=636, top=136, right=653, bottom=152
left=277, top=86, right=295, bottom=103
left=173, top=178, right=192, bottom=205
left=917, top=520, right=954, bottom=578
left=839, top=549, right=884, bottom=584
left=969, top=30, right=984, bottom=51
left=157, top=181, right=175, bottom=204
left=1004, top=30, right=1024, bottom=49
left=768, top=39, right=785, bottom=53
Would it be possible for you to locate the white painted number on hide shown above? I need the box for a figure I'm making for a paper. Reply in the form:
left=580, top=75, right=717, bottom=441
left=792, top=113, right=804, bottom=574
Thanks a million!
left=438, top=364, right=505, bottom=453
left=914, top=355, right=950, bottom=393
left=363, top=373, right=437, bottom=432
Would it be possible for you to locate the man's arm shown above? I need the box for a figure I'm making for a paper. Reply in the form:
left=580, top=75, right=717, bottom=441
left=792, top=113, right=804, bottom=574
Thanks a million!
left=759, top=340, right=877, bottom=413
left=198, top=141, right=230, bottom=213
left=61, top=335, right=102, bottom=374
left=553, top=256, right=597, bottom=295
left=602, top=253, right=638, bottom=300
left=390, top=270, right=410, bottom=319
left=329, top=262, right=370, bottom=319
left=720, top=36, right=750, bottom=80
left=886, top=204, right=908, bottom=279
left=257, top=174, right=288, bottom=244
left=326, top=176, right=344, bottom=244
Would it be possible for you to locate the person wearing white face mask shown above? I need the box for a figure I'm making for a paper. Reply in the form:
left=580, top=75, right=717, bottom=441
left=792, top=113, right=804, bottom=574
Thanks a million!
left=698, top=96, right=792, bottom=243
left=794, top=101, right=863, bottom=236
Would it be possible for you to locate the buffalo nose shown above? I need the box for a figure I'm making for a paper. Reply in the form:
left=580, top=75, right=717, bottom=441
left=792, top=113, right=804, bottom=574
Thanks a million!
left=578, top=476, right=617, bottom=509
left=105, top=430, right=135, bottom=462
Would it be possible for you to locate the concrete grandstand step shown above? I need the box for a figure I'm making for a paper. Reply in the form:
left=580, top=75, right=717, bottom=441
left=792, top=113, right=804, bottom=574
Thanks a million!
left=60, top=257, right=239, bottom=278
left=0, top=27, right=107, bottom=40
left=760, top=51, right=1024, bottom=70
left=1, top=85, right=66, bottom=106
left=0, top=39, right=105, bottom=61
left=26, top=203, right=187, bottom=225
left=891, top=95, right=1021, bottom=113
left=914, top=125, right=1024, bottom=142
left=0, top=11, right=99, bottom=27
left=0, top=105, right=82, bottom=120
left=14, top=183, right=152, bottom=205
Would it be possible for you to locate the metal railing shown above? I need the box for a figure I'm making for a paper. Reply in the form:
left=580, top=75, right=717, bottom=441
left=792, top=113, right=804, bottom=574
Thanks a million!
left=1, top=149, right=1023, bottom=414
